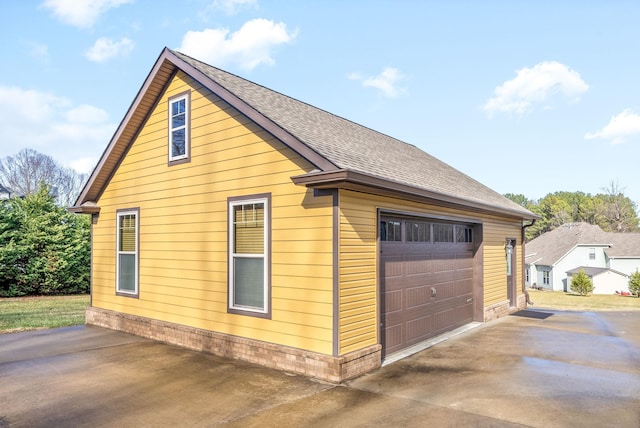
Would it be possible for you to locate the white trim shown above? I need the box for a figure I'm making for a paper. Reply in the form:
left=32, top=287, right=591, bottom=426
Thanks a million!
left=168, top=93, right=189, bottom=162
left=228, top=197, right=269, bottom=314
left=116, top=209, right=139, bottom=295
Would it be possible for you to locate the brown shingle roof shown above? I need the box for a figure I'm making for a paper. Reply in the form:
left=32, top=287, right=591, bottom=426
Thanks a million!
left=74, top=48, right=536, bottom=219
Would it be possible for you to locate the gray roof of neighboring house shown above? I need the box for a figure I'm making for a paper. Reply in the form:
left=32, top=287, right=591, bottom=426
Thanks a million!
left=74, top=48, right=536, bottom=220
left=566, top=266, right=627, bottom=277
left=525, top=222, right=640, bottom=266
left=605, top=233, right=640, bottom=258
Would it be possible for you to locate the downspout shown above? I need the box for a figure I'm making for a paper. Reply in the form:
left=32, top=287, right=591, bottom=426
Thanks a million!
left=522, top=219, right=536, bottom=305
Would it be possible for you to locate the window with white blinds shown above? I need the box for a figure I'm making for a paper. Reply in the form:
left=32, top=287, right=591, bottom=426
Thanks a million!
left=229, top=196, right=270, bottom=316
left=116, top=209, right=138, bottom=296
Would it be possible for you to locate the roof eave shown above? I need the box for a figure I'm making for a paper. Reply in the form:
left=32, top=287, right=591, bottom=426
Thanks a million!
left=74, top=48, right=178, bottom=207
left=74, top=47, right=337, bottom=208
left=67, top=203, right=101, bottom=215
left=292, top=169, right=538, bottom=220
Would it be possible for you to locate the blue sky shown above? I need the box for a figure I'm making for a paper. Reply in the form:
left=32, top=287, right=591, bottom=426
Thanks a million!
left=1, top=0, right=639, bottom=206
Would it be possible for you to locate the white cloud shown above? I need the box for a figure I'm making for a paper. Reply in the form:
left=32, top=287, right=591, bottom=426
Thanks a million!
left=85, top=37, right=134, bottom=62
left=482, top=61, right=588, bottom=116
left=585, top=109, right=640, bottom=145
left=69, top=157, right=98, bottom=174
left=0, top=85, right=115, bottom=173
left=177, top=18, right=297, bottom=70
left=349, top=67, right=406, bottom=98
left=41, top=0, right=133, bottom=28
left=26, top=41, right=50, bottom=64
left=207, top=0, right=257, bottom=15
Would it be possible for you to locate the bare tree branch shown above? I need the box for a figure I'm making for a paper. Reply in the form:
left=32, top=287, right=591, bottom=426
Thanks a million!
left=0, top=149, right=87, bottom=206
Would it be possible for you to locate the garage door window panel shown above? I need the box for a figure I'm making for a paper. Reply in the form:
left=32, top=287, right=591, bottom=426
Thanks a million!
left=433, top=224, right=454, bottom=243
left=380, top=220, right=402, bottom=242
left=407, top=221, right=431, bottom=243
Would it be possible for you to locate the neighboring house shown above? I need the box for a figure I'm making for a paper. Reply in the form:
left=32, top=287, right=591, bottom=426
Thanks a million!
left=525, top=222, right=640, bottom=294
left=566, top=267, right=629, bottom=295
left=0, top=184, right=15, bottom=200
left=70, top=48, right=537, bottom=382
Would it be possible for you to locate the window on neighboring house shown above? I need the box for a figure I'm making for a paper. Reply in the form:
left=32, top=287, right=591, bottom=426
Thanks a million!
left=168, top=92, right=190, bottom=164
left=589, top=248, right=596, bottom=260
left=229, top=194, right=270, bottom=317
left=116, top=209, right=139, bottom=296
left=543, top=270, right=550, bottom=285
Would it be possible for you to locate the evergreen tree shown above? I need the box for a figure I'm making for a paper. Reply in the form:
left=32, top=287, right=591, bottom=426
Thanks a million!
left=0, top=183, right=90, bottom=296
left=569, top=269, right=594, bottom=296
left=629, top=270, right=640, bottom=298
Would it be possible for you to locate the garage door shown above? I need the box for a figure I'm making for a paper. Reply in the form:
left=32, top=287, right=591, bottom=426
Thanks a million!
left=380, top=216, right=475, bottom=358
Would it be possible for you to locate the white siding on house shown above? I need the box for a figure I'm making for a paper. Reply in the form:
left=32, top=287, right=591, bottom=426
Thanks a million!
left=594, top=271, right=629, bottom=294
left=608, top=257, right=640, bottom=277
left=568, top=270, right=629, bottom=295
left=549, top=245, right=609, bottom=291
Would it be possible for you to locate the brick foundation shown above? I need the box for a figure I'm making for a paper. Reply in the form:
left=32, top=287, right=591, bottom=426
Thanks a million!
left=483, top=294, right=527, bottom=322
left=86, top=307, right=381, bottom=383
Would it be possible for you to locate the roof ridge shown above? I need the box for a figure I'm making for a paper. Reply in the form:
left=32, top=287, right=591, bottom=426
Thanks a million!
left=74, top=47, right=537, bottom=219
left=169, top=48, right=421, bottom=152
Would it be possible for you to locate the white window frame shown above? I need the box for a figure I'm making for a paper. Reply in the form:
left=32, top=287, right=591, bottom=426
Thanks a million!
left=168, top=92, right=190, bottom=164
left=228, top=195, right=270, bottom=317
left=116, top=209, right=139, bottom=297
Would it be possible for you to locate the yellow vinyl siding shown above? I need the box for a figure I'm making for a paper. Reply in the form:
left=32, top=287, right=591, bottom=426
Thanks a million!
left=483, top=221, right=522, bottom=306
left=91, top=71, right=334, bottom=354
left=337, top=189, right=525, bottom=355
left=338, top=191, right=378, bottom=354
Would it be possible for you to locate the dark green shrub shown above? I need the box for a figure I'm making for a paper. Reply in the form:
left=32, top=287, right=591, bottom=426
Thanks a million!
left=0, top=184, right=90, bottom=296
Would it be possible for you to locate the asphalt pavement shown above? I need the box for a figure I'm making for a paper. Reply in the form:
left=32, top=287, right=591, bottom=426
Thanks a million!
left=1, top=308, right=639, bottom=427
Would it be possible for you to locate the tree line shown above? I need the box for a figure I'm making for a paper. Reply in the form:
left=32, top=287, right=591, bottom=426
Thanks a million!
left=0, top=148, right=87, bottom=207
left=0, top=148, right=637, bottom=295
left=506, top=181, right=639, bottom=241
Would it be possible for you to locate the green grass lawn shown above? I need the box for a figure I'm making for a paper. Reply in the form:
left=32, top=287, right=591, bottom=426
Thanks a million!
left=527, top=289, right=640, bottom=311
left=1, top=290, right=638, bottom=335
left=0, top=295, right=90, bottom=334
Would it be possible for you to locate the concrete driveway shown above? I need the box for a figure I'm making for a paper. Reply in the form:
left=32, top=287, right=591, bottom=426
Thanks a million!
left=1, top=309, right=639, bottom=427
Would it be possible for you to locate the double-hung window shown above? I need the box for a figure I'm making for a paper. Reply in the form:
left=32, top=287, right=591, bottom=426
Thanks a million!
left=116, top=209, right=139, bottom=296
left=168, top=92, right=190, bottom=164
left=228, top=194, right=270, bottom=317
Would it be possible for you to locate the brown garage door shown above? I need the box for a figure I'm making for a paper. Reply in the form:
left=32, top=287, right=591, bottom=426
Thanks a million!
left=380, top=216, right=475, bottom=358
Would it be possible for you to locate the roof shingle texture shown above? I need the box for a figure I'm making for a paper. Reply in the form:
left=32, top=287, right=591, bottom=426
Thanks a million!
left=172, top=50, right=532, bottom=217
left=526, top=222, right=640, bottom=265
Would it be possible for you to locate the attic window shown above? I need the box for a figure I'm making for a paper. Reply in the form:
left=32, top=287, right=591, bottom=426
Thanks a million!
left=168, top=91, right=190, bottom=164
